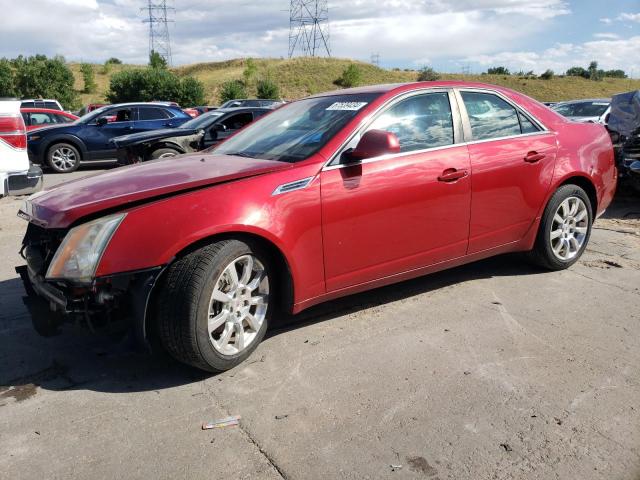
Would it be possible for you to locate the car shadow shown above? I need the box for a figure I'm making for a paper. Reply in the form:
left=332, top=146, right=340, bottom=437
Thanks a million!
left=0, top=253, right=546, bottom=399
left=600, top=183, right=640, bottom=221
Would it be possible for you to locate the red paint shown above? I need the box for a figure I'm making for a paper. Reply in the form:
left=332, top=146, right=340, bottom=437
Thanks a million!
left=24, top=81, right=617, bottom=313
left=21, top=108, right=79, bottom=131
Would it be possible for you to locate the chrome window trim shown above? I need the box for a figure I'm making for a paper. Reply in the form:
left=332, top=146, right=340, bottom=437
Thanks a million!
left=324, top=88, right=462, bottom=168
left=321, top=86, right=553, bottom=172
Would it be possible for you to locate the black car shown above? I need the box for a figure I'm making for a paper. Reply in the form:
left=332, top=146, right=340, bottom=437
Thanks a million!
left=219, top=99, right=285, bottom=109
left=607, top=90, right=640, bottom=193
left=111, top=107, right=271, bottom=164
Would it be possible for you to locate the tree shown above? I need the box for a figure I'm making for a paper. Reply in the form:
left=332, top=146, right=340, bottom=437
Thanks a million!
left=603, top=69, right=627, bottom=78
left=12, top=55, right=78, bottom=109
left=540, top=69, right=554, bottom=80
left=218, top=80, right=247, bottom=103
left=416, top=66, right=439, bottom=81
left=256, top=78, right=279, bottom=99
left=107, top=68, right=205, bottom=106
left=0, top=59, right=16, bottom=97
left=335, top=64, right=362, bottom=88
left=588, top=61, right=601, bottom=81
left=243, top=58, right=258, bottom=85
left=80, top=63, right=97, bottom=93
left=487, top=66, right=510, bottom=75
left=105, top=57, right=122, bottom=65
left=149, top=50, right=167, bottom=70
left=565, top=66, right=587, bottom=78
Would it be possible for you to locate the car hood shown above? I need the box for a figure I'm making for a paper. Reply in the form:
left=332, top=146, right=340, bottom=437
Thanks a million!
left=22, top=153, right=291, bottom=228
left=27, top=123, right=75, bottom=136
left=111, top=127, right=202, bottom=147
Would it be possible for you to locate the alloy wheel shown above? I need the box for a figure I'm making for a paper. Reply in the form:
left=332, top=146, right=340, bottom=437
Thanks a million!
left=550, top=196, right=589, bottom=261
left=51, top=147, right=77, bottom=171
left=207, top=255, right=269, bottom=356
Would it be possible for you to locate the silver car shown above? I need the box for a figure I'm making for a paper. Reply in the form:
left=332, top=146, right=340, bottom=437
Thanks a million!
left=551, top=98, right=610, bottom=124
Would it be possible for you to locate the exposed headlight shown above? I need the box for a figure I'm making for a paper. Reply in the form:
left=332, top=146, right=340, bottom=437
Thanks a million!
left=46, top=213, right=126, bottom=283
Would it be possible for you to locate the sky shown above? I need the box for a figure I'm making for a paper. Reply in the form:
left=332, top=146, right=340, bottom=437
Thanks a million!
left=0, top=0, right=638, bottom=76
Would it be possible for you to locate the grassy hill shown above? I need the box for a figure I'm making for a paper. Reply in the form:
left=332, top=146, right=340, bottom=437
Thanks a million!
left=70, top=57, right=640, bottom=107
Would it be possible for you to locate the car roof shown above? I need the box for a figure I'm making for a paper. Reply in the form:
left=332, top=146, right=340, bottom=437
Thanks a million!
left=105, top=102, right=183, bottom=109
left=21, top=107, right=76, bottom=114
left=553, top=98, right=610, bottom=105
left=214, top=107, right=272, bottom=114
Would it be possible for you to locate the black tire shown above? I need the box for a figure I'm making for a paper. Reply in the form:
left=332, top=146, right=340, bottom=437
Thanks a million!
left=155, top=240, right=273, bottom=372
left=150, top=147, right=181, bottom=160
left=527, top=184, right=593, bottom=270
left=47, top=143, right=80, bottom=173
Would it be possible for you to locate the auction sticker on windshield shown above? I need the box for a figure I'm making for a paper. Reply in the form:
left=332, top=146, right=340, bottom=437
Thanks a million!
left=326, top=102, right=368, bottom=111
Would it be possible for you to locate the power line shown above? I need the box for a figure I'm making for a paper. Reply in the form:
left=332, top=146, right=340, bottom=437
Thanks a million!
left=142, top=0, right=174, bottom=66
left=288, top=0, right=331, bottom=58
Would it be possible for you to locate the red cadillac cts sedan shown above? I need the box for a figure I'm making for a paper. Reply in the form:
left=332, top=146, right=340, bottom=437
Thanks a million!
left=17, top=82, right=617, bottom=372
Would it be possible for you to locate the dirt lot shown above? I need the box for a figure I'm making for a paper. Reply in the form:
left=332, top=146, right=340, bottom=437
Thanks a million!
left=1, top=169, right=639, bottom=480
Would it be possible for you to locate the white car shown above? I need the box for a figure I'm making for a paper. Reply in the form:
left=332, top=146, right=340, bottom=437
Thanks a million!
left=0, top=101, right=43, bottom=197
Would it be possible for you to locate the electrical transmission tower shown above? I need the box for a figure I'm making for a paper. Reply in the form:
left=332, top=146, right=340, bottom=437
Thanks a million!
left=142, top=0, right=174, bottom=66
left=288, top=0, right=331, bottom=58
left=371, top=52, right=380, bottom=67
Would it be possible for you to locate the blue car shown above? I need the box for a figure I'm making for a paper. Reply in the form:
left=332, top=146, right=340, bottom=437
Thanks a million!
left=27, top=103, right=191, bottom=173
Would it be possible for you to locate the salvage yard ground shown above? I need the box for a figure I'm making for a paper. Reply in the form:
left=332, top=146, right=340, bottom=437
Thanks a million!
left=1, top=169, right=639, bottom=479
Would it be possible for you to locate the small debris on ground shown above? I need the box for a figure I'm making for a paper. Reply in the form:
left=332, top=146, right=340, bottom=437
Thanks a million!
left=492, top=301, right=502, bottom=305
left=202, top=415, right=241, bottom=430
left=463, top=371, right=471, bottom=375
left=390, top=464, right=402, bottom=471
left=554, top=417, right=563, bottom=425
left=444, top=329, right=450, bottom=332
left=499, top=443, right=513, bottom=452
left=275, top=414, right=289, bottom=420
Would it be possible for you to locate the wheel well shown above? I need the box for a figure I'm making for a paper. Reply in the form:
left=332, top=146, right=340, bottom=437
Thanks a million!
left=559, top=176, right=597, bottom=214
left=46, top=139, right=83, bottom=161
left=145, top=232, right=294, bottom=342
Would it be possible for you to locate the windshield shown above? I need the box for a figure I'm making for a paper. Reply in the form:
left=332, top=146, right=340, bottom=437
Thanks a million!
left=552, top=101, right=609, bottom=118
left=76, top=105, right=113, bottom=124
left=182, top=111, right=224, bottom=129
left=214, top=93, right=380, bottom=162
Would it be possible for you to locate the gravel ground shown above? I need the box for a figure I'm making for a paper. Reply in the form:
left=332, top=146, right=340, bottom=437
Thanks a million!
left=1, top=169, right=639, bottom=480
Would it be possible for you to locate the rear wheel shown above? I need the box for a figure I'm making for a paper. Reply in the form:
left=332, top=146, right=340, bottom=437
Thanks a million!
left=155, top=240, right=272, bottom=372
left=150, top=147, right=181, bottom=160
left=528, top=184, right=593, bottom=270
left=47, top=143, right=80, bottom=173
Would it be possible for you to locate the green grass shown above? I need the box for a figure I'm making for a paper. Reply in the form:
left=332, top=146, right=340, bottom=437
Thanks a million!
left=69, top=57, right=640, bottom=106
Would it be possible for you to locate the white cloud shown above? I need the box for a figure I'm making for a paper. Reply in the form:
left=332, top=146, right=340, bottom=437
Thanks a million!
left=466, top=36, right=640, bottom=76
left=593, top=33, right=620, bottom=40
left=619, top=12, right=640, bottom=23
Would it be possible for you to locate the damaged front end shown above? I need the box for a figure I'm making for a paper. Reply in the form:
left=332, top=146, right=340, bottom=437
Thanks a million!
left=16, top=222, right=162, bottom=347
left=608, top=90, right=640, bottom=193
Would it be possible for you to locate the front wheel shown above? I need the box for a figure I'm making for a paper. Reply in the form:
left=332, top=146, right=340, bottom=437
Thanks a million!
left=527, top=184, right=593, bottom=270
left=47, top=143, right=80, bottom=173
left=155, top=240, right=272, bottom=372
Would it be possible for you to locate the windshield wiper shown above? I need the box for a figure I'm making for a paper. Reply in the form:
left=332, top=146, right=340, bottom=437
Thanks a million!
left=224, top=151, right=257, bottom=158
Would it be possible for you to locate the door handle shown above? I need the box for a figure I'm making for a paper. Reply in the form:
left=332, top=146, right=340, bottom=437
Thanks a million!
left=164, top=123, right=174, bottom=127
left=437, top=168, right=468, bottom=182
left=524, top=151, right=545, bottom=163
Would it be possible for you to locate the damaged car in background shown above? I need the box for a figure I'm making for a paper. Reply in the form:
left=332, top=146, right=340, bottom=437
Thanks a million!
left=111, top=107, right=272, bottom=164
left=607, top=89, right=640, bottom=193
left=16, top=82, right=616, bottom=373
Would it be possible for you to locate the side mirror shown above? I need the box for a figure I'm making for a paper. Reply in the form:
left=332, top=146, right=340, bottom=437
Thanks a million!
left=343, top=129, right=400, bottom=163
left=96, top=117, right=108, bottom=127
left=604, top=113, right=610, bottom=124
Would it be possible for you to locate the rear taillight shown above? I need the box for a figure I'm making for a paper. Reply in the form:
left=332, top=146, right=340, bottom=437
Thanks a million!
left=0, top=114, right=27, bottom=150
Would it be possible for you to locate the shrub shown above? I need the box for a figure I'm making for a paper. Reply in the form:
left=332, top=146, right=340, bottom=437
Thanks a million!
left=243, top=58, right=258, bottom=85
left=256, top=78, right=279, bottom=99
left=487, top=66, right=510, bottom=75
left=105, top=57, right=122, bottom=65
left=416, top=66, right=439, bottom=81
left=0, top=59, right=16, bottom=97
left=219, top=80, right=247, bottom=103
left=80, top=63, right=97, bottom=93
left=540, top=69, right=554, bottom=80
left=335, top=64, right=362, bottom=88
left=12, top=54, right=78, bottom=109
left=106, top=68, right=205, bottom=106
left=149, top=50, right=167, bottom=70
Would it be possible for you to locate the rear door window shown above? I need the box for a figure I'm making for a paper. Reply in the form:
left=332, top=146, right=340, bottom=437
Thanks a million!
left=29, top=112, right=58, bottom=127
left=461, top=92, right=522, bottom=140
left=367, top=92, right=454, bottom=152
left=221, top=112, right=254, bottom=131
left=138, top=107, right=170, bottom=121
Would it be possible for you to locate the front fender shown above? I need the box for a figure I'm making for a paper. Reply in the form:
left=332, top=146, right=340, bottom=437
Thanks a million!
left=42, top=133, right=89, bottom=157
left=96, top=163, right=326, bottom=306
